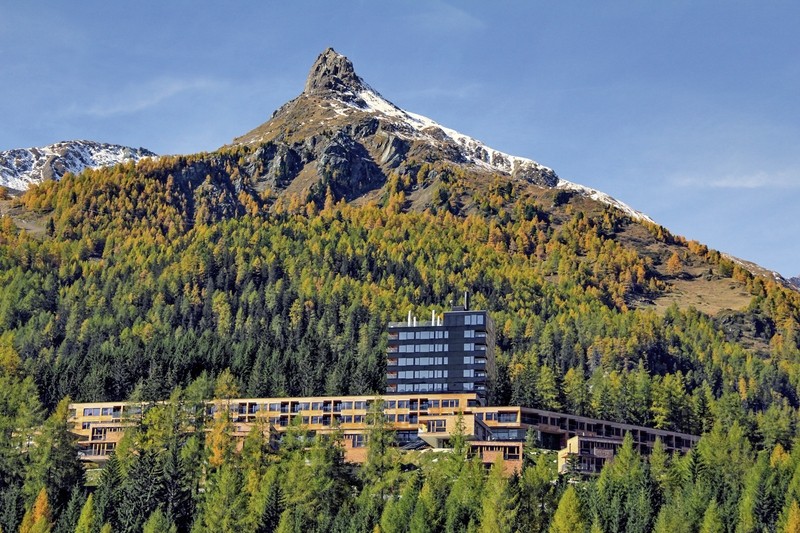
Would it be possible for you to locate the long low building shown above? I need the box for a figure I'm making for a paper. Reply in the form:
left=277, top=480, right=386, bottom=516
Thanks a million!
left=69, top=392, right=699, bottom=474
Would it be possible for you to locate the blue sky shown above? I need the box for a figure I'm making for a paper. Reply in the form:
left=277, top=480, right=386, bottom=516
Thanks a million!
left=1, top=2, right=798, bottom=276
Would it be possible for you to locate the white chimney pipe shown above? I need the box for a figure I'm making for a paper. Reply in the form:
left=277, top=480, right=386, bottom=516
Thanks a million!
left=408, top=310, right=412, bottom=326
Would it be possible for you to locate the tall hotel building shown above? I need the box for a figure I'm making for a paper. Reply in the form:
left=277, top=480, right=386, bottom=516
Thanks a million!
left=386, top=304, right=495, bottom=405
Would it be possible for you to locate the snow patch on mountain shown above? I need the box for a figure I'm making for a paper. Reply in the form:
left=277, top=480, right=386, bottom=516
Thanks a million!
left=345, top=84, right=653, bottom=222
left=0, top=140, right=156, bottom=191
left=556, top=181, right=655, bottom=223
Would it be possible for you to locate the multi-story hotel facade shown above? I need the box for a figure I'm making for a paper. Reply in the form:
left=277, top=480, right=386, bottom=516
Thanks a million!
left=386, top=306, right=495, bottom=404
left=70, top=392, right=698, bottom=475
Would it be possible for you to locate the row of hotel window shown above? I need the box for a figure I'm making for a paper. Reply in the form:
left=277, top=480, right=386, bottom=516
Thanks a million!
left=262, top=400, right=370, bottom=412
left=463, top=314, right=485, bottom=325
left=392, top=356, right=482, bottom=366
left=396, top=329, right=486, bottom=340
left=265, top=412, right=451, bottom=426
left=393, top=382, right=482, bottom=392
left=397, top=330, right=449, bottom=340
left=393, top=369, right=484, bottom=379
left=345, top=429, right=422, bottom=448
left=82, top=407, right=125, bottom=417
left=212, top=398, right=463, bottom=415
left=396, top=370, right=448, bottom=379
left=80, top=396, right=464, bottom=419
left=394, top=343, right=487, bottom=353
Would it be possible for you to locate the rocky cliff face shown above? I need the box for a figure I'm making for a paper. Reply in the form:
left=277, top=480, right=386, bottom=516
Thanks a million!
left=228, top=48, right=649, bottom=220
left=0, top=140, right=155, bottom=191
left=304, top=47, right=369, bottom=99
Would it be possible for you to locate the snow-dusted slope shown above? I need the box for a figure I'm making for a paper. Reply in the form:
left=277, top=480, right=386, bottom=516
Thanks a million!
left=352, top=85, right=654, bottom=223
left=0, top=140, right=156, bottom=191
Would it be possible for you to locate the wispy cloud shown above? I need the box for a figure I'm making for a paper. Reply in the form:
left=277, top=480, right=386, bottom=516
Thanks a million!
left=69, top=77, right=227, bottom=118
left=672, top=170, right=800, bottom=189
left=410, top=1, right=486, bottom=32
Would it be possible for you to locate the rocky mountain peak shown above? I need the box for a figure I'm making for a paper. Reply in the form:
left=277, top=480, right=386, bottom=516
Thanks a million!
left=234, top=49, right=650, bottom=222
left=303, top=47, right=365, bottom=97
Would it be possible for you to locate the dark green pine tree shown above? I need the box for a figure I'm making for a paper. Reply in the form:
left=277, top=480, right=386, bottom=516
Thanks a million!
left=23, top=397, right=85, bottom=516
left=115, top=451, right=165, bottom=533
left=0, top=484, right=25, bottom=533
left=160, top=441, right=193, bottom=531
left=93, top=453, right=122, bottom=531
left=52, top=487, right=85, bottom=533
left=380, top=472, right=421, bottom=533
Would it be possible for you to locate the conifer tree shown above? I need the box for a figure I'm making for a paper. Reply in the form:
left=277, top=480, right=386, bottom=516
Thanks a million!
left=73, top=493, right=94, bottom=533
left=380, top=472, right=420, bottom=533
left=23, top=398, right=84, bottom=516
left=52, top=489, right=83, bottom=533
left=478, top=458, right=515, bottom=533
left=19, top=488, right=52, bottom=533
left=665, top=251, right=682, bottom=276
left=92, top=454, right=122, bottom=531
left=362, top=398, right=396, bottom=487
left=200, top=463, right=246, bottom=533
left=536, top=364, right=562, bottom=411
left=444, top=456, right=484, bottom=533
left=783, top=500, right=800, bottom=533
left=206, top=409, right=233, bottom=470
left=516, top=452, right=557, bottom=532
left=115, top=451, right=164, bottom=533
left=550, top=485, right=585, bottom=533
left=142, top=508, right=177, bottom=533
left=699, top=499, right=723, bottom=533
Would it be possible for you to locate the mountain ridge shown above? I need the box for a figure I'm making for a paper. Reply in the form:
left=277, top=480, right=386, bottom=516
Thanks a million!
left=0, top=139, right=155, bottom=192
